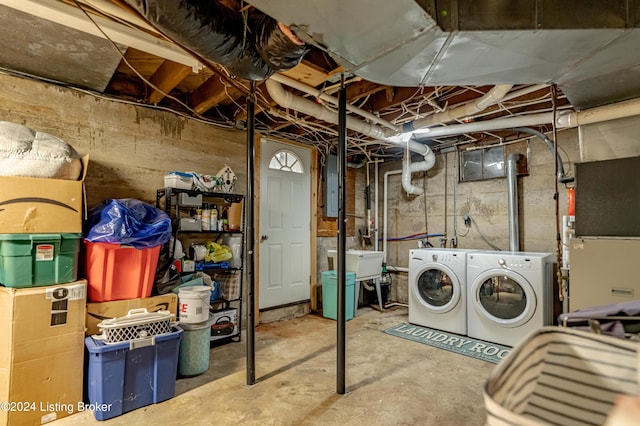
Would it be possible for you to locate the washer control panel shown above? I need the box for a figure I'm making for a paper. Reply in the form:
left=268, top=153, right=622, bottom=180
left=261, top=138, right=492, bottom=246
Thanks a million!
left=431, top=253, right=463, bottom=264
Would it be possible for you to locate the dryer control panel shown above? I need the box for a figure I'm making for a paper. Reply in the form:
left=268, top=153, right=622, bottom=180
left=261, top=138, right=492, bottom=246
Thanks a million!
left=498, top=257, right=535, bottom=270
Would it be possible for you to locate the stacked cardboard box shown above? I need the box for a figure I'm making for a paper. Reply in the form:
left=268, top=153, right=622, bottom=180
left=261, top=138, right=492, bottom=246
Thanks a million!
left=0, top=159, right=89, bottom=424
left=0, top=281, right=87, bottom=425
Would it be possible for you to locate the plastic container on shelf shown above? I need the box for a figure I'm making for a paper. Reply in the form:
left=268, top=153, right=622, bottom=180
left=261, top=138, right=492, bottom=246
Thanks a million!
left=84, top=327, right=182, bottom=421
left=84, top=241, right=161, bottom=302
left=0, top=233, right=81, bottom=288
left=210, top=206, right=218, bottom=231
left=321, top=271, right=356, bottom=321
left=227, top=201, right=243, bottom=231
left=164, top=173, right=193, bottom=189
left=201, top=204, right=210, bottom=231
left=178, top=314, right=215, bottom=377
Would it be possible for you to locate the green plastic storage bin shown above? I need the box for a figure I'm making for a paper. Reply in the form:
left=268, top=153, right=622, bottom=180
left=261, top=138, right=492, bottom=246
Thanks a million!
left=321, top=270, right=356, bottom=321
left=0, top=233, right=81, bottom=288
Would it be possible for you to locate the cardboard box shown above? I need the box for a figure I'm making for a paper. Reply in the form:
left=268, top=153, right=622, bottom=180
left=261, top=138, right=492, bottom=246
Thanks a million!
left=0, top=280, right=87, bottom=425
left=85, top=293, right=178, bottom=336
left=210, top=308, right=238, bottom=342
left=0, top=155, right=88, bottom=234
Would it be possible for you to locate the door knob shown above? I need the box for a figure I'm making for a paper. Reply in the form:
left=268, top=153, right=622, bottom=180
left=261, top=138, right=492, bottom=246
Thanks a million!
left=260, top=235, right=269, bottom=242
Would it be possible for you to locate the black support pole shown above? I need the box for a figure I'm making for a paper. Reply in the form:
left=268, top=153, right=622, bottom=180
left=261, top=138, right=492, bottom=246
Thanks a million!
left=337, top=74, right=347, bottom=394
left=246, top=81, right=256, bottom=385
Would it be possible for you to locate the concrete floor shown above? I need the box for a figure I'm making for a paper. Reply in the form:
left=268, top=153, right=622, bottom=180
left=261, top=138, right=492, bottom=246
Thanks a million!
left=53, top=306, right=495, bottom=425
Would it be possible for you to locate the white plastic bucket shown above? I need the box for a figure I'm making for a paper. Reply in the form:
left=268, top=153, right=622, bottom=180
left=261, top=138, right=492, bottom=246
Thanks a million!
left=178, top=286, right=211, bottom=323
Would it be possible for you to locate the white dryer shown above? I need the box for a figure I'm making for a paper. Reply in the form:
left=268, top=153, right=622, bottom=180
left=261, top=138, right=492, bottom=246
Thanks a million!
left=408, top=248, right=476, bottom=335
left=466, top=251, right=555, bottom=347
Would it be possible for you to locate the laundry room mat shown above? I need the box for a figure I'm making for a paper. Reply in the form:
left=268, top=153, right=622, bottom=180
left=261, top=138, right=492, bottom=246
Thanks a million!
left=383, top=323, right=511, bottom=364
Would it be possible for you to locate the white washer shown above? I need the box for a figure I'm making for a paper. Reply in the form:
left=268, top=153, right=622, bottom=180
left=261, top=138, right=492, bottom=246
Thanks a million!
left=466, top=251, right=555, bottom=347
left=408, top=248, right=476, bottom=335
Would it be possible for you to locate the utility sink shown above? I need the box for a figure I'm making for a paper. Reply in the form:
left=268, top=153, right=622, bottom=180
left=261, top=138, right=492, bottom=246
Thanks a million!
left=327, top=250, right=384, bottom=281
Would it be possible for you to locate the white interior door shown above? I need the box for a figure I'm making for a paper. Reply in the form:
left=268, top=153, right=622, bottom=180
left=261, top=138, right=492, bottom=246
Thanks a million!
left=259, top=138, right=311, bottom=309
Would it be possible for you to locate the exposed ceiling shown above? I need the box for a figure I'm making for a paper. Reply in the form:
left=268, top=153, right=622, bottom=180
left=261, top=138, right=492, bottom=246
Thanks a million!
left=1, top=0, right=639, bottom=161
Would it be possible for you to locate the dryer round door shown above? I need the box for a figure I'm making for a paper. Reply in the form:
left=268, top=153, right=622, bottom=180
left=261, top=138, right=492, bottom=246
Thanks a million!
left=470, top=268, right=536, bottom=327
left=413, top=263, right=461, bottom=313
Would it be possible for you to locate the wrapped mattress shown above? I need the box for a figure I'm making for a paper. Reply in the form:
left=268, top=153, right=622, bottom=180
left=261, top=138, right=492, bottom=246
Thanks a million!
left=0, top=121, right=82, bottom=180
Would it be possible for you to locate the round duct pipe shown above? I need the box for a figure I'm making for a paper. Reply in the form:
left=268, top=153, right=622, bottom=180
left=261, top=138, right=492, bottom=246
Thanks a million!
left=507, top=153, right=521, bottom=252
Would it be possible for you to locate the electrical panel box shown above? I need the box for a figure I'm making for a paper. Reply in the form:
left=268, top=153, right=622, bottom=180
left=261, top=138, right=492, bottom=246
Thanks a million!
left=323, top=154, right=338, bottom=217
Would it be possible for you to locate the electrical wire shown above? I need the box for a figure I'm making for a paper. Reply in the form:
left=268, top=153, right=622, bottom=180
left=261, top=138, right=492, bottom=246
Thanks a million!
left=383, top=232, right=445, bottom=242
left=469, top=216, right=502, bottom=251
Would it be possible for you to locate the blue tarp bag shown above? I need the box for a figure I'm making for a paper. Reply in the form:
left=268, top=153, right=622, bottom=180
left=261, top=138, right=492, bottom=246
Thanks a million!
left=85, top=198, right=172, bottom=249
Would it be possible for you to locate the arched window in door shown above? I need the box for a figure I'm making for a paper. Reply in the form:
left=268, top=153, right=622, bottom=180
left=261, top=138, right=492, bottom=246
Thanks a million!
left=269, top=149, right=305, bottom=174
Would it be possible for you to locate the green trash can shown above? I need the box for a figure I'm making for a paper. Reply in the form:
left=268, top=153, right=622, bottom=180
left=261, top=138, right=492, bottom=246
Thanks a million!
left=178, top=314, right=215, bottom=377
left=321, top=271, right=356, bottom=321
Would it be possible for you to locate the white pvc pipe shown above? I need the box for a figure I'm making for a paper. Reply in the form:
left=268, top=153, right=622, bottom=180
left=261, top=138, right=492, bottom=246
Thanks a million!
left=266, top=80, right=388, bottom=139
left=501, top=84, right=549, bottom=102
left=271, top=73, right=398, bottom=131
left=386, top=266, right=409, bottom=273
left=410, top=85, right=513, bottom=129
left=401, top=146, right=436, bottom=195
left=383, top=169, right=403, bottom=264
left=422, top=113, right=555, bottom=138
left=556, top=97, right=640, bottom=128
left=414, top=97, right=640, bottom=139
left=398, top=85, right=513, bottom=195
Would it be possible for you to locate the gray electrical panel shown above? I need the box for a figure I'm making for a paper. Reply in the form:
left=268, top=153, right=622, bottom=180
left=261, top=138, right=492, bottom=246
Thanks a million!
left=323, top=154, right=338, bottom=217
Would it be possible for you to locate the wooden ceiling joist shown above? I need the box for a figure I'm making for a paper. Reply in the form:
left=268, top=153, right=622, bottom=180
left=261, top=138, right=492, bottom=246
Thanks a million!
left=147, top=60, right=192, bottom=104
left=191, top=75, right=243, bottom=115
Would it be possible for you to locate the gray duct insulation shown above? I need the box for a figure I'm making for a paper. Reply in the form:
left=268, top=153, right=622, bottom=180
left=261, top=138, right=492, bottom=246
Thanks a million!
left=121, top=0, right=308, bottom=80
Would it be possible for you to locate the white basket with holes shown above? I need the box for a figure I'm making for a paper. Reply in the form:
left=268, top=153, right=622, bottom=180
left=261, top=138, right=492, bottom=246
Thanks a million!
left=94, top=308, right=175, bottom=344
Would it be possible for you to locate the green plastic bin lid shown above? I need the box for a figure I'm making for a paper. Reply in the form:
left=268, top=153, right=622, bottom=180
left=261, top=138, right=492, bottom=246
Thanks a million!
left=0, top=233, right=82, bottom=240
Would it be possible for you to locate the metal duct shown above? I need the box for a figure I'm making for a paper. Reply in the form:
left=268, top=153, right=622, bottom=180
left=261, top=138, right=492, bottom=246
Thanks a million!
left=248, top=0, right=640, bottom=110
left=507, top=153, right=521, bottom=252
left=121, top=0, right=307, bottom=80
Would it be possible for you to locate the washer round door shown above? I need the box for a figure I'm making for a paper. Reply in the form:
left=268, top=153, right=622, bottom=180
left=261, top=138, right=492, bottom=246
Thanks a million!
left=413, top=263, right=461, bottom=313
left=470, top=268, right=536, bottom=327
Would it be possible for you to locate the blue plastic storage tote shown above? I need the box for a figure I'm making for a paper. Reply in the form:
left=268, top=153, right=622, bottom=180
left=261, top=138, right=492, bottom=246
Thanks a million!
left=85, top=327, right=182, bottom=420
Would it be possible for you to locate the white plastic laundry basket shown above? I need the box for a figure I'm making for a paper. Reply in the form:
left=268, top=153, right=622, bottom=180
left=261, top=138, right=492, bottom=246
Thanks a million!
left=484, top=326, right=639, bottom=426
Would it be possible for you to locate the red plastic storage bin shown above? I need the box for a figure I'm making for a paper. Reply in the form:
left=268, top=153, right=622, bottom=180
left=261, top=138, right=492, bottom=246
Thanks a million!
left=85, top=241, right=160, bottom=302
